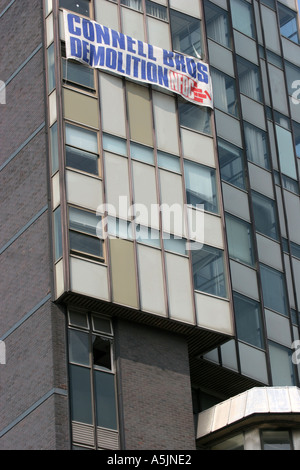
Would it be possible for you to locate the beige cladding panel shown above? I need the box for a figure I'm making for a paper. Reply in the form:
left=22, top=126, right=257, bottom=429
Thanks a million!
left=63, top=88, right=99, bottom=129
left=109, top=238, right=138, bottom=309
left=126, top=82, right=153, bottom=147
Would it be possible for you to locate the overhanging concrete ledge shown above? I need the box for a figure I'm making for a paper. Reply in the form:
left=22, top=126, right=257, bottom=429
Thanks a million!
left=196, top=386, right=300, bottom=445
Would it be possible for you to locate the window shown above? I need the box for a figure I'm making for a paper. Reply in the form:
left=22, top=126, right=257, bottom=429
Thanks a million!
left=217, top=138, right=246, bottom=190
left=261, top=430, right=292, bottom=450
left=252, top=191, right=279, bottom=241
left=211, top=68, right=238, bottom=116
left=47, top=43, right=55, bottom=93
left=146, top=0, right=168, bottom=21
left=225, top=214, right=255, bottom=266
left=178, top=100, right=211, bottom=134
left=237, top=56, right=262, bottom=102
left=59, top=0, right=90, bottom=16
left=191, top=245, right=227, bottom=298
left=268, top=341, right=295, bottom=386
left=203, top=0, right=231, bottom=49
left=278, top=3, right=300, bottom=44
left=69, top=206, right=104, bottom=260
left=233, top=292, right=264, bottom=348
left=50, top=122, right=59, bottom=174
left=170, top=9, right=202, bottom=58
left=68, top=310, right=118, bottom=449
left=275, top=125, right=297, bottom=179
left=244, top=122, right=270, bottom=169
left=53, top=206, right=63, bottom=261
left=130, top=142, right=154, bottom=165
left=62, top=59, right=95, bottom=91
left=292, top=121, right=300, bottom=158
left=184, top=160, right=218, bottom=213
left=260, top=264, right=289, bottom=316
left=163, top=234, right=187, bottom=256
left=157, top=151, right=181, bottom=173
left=103, top=133, right=127, bottom=156
left=230, top=0, right=255, bottom=38
left=65, top=123, right=99, bottom=175
left=120, top=0, right=142, bottom=12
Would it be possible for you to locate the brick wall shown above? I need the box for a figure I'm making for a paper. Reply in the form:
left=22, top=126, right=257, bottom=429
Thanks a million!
left=115, top=319, right=196, bottom=450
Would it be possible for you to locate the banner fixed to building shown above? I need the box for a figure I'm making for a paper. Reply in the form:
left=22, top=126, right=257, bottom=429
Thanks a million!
left=63, top=10, right=213, bottom=108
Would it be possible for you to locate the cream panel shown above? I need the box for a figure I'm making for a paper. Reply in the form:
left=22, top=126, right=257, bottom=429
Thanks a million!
left=187, top=208, right=224, bottom=249
left=203, top=212, right=224, bottom=249
left=256, top=234, right=283, bottom=272
left=63, top=89, right=99, bottom=129
left=104, top=153, right=130, bottom=219
left=121, top=7, right=145, bottom=41
left=153, top=92, right=180, bottom=155
left=147, top=17, right=171, bottom=50
left=230, top=260, right=259, bottom=300
left=127, top=82, right=153, bottom=146
left=137, top=245, right=166, bottom=316
left=195, top=292, right=233, bottom=335
left=292, top=258, right=300, bottom=308
left=70, top=256, right=109, bottom=301
left=109, top=239, right=138, bottom=308
left=132, top=161, right=160, bottom=229
left=59, top=10, right=65, bottom=40
left=181, top=128, right=215, bottom=168
left=165, top=253, right=194, bottom=324
left=159, top=170, right=187, bottom=237
left=66, top=170, right=103, bottom=212
left=95, top=0, right=119, bottom=30
left=49, top=90, right=57, bottom=127
left=265, top=309, right=292, bottom=348
left=99, top=73, right=126, bottom=138
left=52, top=172, right=60, bottom=210
left=46, top=13, right=54, bottom=47
left=169, top=0, right=201, bottom=18
left=55, top=259, right=65, bottom=299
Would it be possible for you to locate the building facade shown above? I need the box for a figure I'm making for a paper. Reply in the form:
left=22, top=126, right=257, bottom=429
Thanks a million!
left=0, top=0, right=300, bottom=450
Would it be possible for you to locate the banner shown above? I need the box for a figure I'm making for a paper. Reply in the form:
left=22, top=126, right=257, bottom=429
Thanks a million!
left=63, top=10, right=213, bottom=108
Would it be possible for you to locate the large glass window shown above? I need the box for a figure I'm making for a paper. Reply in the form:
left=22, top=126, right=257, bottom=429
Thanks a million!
left=233, top=292, right=264, bottom=348
left=261, top=430, right=292, bottom=450
left=59, top=0, right=90, bottom=16
left=65, top=123, right=99, bottom=175
left=211, top=68, right=238, bottom=116
left=47, top=43, right=55, bottom=94
left=68, top=311, right=118, bottom=448
left=237, top=56, right=262, bottom=102
left=252, top=191, right=279, bottom=241
left=230, top=0, right=256, bottom=38
left=244, top=122, right=270, bottom=169
left=268, top=341, right=295, bottom=386
left=184, top=160, right=218, bottom=213
left=69, top=206, right=104, bottom=261
left=170, top=9, right=202, bottom=58
left=225, top=213, right=255, bottom=266
left=191, top=245, right=227, bottom=298
left=203, top=0, right=231, bottom=49
left=217, top=138, right=246, bottom=190
left=62, top=59, right=95, bottom=91
left=285, top=60, right=300, bottom=99
left=178, top=100, right=211, bottom=134
left=278, top=3, right=300, bottom=44
left=260, top=264, right=289, bottom=316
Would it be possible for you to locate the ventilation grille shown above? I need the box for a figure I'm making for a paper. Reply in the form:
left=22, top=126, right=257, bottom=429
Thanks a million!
left=72, top=422, right=95, bottom=447
left=97, top=427, right=119, bottom=450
